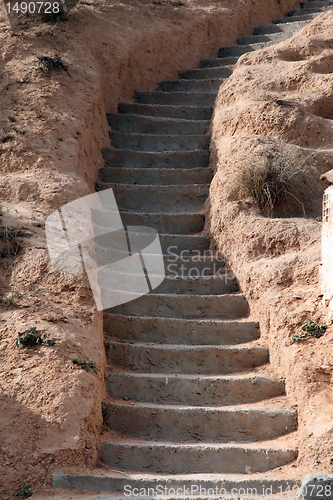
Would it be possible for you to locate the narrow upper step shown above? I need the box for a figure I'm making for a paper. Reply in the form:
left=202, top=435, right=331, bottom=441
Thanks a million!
left=102, top=149, right=210, bottom=169
left=107, top=113, right=210, bottom=135
left=98, top=166, right=213, bottom=185
left=118, top=102, right=212, bottom=120
left=134, top=90, right=217, bottom=106
left=95, top=183, right=210, bottom=212
left=179, top=65, right=234, bottom=80
left=237, top=31, right=294, bottom=45
left=158, top=78, right=225, bottom=93
left=119, top=210, right=206, bottom=234
left=110, top=131, right=210, bottom=152
left=200, top=56, right=239, bottom=68
left=253, top=20, right=310, bottom=35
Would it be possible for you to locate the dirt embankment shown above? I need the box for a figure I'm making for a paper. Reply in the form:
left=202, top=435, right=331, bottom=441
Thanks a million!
left=0, top=0, right=303, bottom=496
left=208, top=10, right=333, bottom=477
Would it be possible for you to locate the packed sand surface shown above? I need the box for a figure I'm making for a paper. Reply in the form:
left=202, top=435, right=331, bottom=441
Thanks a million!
left=0, top=0, right=332, bottom=497
left=208, top=8, right=333, bottom=479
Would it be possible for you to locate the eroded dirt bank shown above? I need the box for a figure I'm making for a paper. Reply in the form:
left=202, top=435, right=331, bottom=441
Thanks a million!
left=0, top=0, right=303, bottom=496
left=208, top=9, right=333, bottom=478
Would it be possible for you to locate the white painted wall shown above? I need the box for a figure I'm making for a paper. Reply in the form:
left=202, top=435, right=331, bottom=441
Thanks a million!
left=322, top=186, right=333, bottom=311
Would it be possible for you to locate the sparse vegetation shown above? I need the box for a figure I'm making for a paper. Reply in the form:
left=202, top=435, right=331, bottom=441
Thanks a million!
left=15, top=327, right=56, bottom=348
left=238, top=146, right=312, bottom=216
left=37, top=56, right=71, bottom=76
left=72, top=357, right=97, bottom=374
left=291, top=320, right=327, bottom=343
left=15, top=481, right=31, bottom=497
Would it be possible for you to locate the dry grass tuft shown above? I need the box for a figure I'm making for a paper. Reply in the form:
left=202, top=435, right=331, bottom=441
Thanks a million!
left=238, top=145, right=314, bottom=216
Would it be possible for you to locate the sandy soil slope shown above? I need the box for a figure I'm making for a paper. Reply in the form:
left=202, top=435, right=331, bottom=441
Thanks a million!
left=208, top=9, right=333, bottom=479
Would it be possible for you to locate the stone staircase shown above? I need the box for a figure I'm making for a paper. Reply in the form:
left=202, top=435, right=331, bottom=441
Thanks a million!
left=51, top=1, right=333, bottom=497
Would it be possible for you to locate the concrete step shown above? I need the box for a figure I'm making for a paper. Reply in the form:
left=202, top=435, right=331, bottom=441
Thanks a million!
left=118, top=102, right=212, bottom=120
left=110, top=131, right=210, bottom=152
left=180, top=66, right=234, bottom=80
left=103, top=314, right=260, bottom=345
left=90, top=238, right=211, bottom=267
left=105, top=371, right=285, bottom=405
left=272, top=13, right=317, bottom=23
left=302, top=0, right=333, bottom=6
left=105, top=341, right=268, bottom=375
left=52, top=471, right=301, bottom=495
left=95, top=183, right=209, bottom=212
left=200, top=56, right=239, bottom=68
left=218, top=41, right=274, bottom=58
left=119, top=210, right=206, bottom=234
left=134, top=90, right=216, bottom=107
left=107, top=113, right=210, bottom=135
left=98, top=166, right=213, bottom=185
left=106, top=292, right=249, bottom=319
left=98, top=439, right=298, bottom=474
left=237, top=31, right=294, bottom=45
left=288, top=5, right=332, bottom=15
left=152, top=275, right=238, bottom=294
left=158, top=79, right=224, bottom=93
left=103, top=400, right=297, bottom=443
left=253, top=20, right=309, bottom=35
left=102, top=149, right=210, bottom=169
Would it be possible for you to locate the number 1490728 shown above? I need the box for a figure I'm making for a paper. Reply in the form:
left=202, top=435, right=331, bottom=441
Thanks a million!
left=6, top=2, right=60, bottom=14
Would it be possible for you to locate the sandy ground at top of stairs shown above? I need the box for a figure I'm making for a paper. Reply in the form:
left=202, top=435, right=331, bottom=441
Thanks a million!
left=208, top=8, right=333, bottom=480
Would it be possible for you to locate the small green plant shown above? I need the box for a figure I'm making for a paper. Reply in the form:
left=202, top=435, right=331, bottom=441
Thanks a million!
left=15, top=327, right=56, bottom=348
left=72, top=357, right=97, bottom=374
left=291, top=320, right=327, bottom=343
left=15, top=481, right=31, bottom=497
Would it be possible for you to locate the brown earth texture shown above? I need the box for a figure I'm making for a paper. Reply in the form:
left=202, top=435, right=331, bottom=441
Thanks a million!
left=0, top=0, right=333, bottom=497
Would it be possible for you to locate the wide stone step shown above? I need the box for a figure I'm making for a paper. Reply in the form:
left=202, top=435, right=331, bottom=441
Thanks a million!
left=95, top=183, right=209, bottom=212
left=103, top=401, right=297, bottom=443
left=272, top=13, right=317, bottom=23
left=110, top=132, right=209, bottom=152
left=179, top=66, right=233, bottom=80
left=106, top=292, right=249, bottom=319
left=98, top=166, right=213, bottom=185
left=158, top=79, right=224, bottom=93
left=152, top=275, right=238, bottom=294
left=200, top=56, right=239, bottom=68
left=105, top=342, right=268, bottom=374
left=219, top=41, right=274, bottom=58
left=102, top=149, right=210, bottom=169
left=107, top=113, right=210, bottom=135
left=134, top=90, right=216, bottom=106
left=119, top=210, right=205, bottom=234
left=253, top=20, right=309, bottom=35
left=118, top=102, right=212, bottom=120
left=52, top=471, right=301, bottom=495
left=98, top=440, right=298, bottom=474
left=103, top=314, right=260, bottom=345
left=105, top=371, right=285, bottom=406
left=237, top=31, right=294, bottom=45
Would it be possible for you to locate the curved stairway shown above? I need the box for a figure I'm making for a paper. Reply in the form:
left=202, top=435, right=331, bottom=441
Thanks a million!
left=52, top=1, right=333, bottom=497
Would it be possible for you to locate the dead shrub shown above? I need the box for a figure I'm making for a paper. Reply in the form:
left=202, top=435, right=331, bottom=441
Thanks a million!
left=238, top=145, right=313, bottom=216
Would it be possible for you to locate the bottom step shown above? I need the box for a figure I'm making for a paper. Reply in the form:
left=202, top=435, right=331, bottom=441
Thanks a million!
left=52, top=472, right=301, bottom=496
